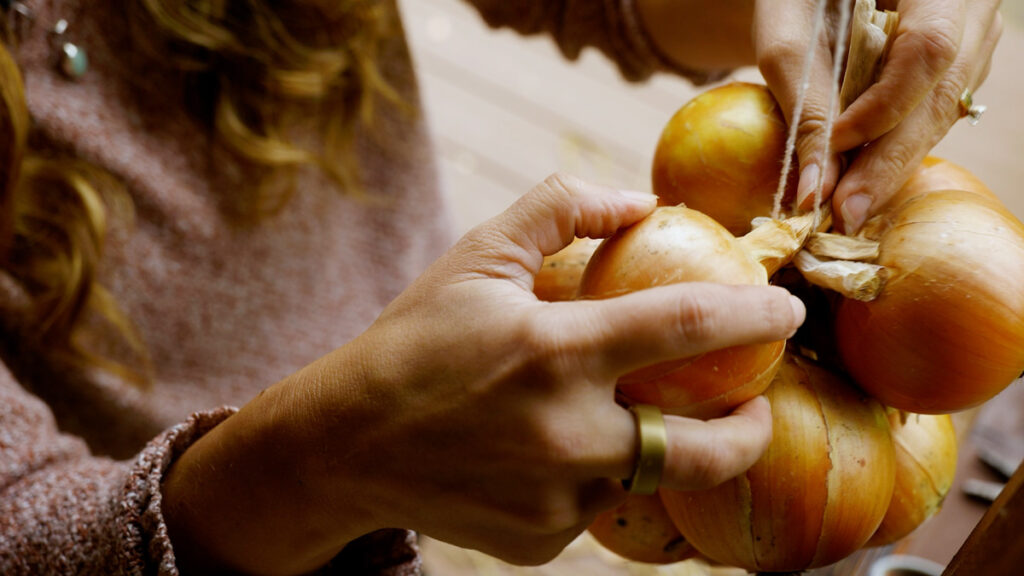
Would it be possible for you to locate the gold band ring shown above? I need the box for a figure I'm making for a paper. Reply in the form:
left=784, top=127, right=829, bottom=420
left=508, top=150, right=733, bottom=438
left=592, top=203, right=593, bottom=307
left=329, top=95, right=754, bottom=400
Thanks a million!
left=959, top=89, right=986, bottom=126
left=622, top=404, right=667, bottom=495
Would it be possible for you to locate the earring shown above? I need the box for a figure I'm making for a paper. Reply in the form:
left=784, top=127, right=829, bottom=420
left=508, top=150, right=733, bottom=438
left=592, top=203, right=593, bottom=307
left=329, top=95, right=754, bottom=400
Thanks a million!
left=52, top=18, right=87, bottom=79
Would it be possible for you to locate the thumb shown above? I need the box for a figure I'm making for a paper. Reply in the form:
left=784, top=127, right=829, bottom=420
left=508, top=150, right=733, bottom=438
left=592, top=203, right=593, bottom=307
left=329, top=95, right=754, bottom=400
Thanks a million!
left=454, top=173, right=656, bottom=285
left=660, top=395, right=773, bottom=491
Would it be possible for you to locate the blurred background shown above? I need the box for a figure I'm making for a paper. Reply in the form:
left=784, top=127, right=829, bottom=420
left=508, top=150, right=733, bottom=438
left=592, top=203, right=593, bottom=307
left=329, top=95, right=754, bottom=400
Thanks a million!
left=398, top=1, right=1024, bottom=574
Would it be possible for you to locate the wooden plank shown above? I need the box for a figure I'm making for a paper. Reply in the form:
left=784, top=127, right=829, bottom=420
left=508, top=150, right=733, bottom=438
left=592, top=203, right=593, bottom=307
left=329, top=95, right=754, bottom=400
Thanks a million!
left=943, top=461, right=1024, bottom=576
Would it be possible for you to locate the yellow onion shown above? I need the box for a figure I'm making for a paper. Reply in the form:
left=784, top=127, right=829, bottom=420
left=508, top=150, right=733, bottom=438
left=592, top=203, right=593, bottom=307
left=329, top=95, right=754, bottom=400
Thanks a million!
left=834, top=186, right=1024, bottom=413
left=660, top=353, right=896, bottom=572
left=533, top=237, right=602, bottom=302
left=868, top=411, right=957, bottom=546
left=578, top=205, right=812, bottom=419
left=879, top=156, right=999, bottom=213
left=588, top=493, right=698, bottom=564
left=651, top=82, right=796, bottom=236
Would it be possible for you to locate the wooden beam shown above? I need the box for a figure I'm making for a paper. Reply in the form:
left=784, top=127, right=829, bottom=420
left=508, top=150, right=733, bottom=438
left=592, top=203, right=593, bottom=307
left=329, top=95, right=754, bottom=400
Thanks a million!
left=943, top=460, right=1024, bottom=575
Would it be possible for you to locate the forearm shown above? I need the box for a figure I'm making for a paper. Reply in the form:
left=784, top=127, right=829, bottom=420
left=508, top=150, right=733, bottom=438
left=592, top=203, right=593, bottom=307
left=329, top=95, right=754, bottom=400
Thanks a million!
left=635, top=0, right=757, bottom=71
left=161, top=356, right=383, bottom=576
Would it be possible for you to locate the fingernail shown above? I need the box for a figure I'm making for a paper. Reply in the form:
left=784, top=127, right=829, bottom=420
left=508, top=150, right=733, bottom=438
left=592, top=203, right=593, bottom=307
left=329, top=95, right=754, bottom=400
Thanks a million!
left=619, top=189, right=655, bottom=205
left=840, top=194, right=872, bottom=234
left=789, top=295, right=806, bottom=330
left=795, top=164, right=820, bottom=210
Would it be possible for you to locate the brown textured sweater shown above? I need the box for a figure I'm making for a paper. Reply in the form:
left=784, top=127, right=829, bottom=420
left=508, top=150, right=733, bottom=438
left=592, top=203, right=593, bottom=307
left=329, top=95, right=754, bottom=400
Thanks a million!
left=0, top=0, right=711, bottom=573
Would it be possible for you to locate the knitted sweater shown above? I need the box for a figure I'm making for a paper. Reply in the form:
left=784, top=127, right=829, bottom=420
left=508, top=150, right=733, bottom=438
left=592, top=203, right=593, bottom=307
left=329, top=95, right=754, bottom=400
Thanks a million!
left=0, top=1, right=710, bottom=573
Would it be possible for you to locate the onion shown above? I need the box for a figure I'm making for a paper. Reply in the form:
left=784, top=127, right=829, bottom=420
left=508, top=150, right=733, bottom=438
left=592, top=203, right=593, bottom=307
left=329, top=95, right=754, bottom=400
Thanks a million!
left=533, top=237, right=602, bottom=302
left=868, top=411, right=958, bottom=546
left=578, top=205, right=812, bottom=419
left=651, top=82, right=796, bottom=236
left=660, top=353, right=896, bottom=572
left=878, top=156, right=999, bottom=214
left=834, top=187, right=1024, bottom=413
left=588, top=493, right=697, bottom=564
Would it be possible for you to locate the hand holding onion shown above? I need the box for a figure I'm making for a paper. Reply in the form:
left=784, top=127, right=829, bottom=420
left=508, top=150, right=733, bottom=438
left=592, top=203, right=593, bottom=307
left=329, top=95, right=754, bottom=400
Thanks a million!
left=163, top=174, right=806, bottom=573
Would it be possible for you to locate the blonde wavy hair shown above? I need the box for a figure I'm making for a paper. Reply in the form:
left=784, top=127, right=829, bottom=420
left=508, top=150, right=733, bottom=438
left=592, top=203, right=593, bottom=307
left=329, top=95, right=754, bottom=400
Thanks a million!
left=0, top=0, right=400, bottom=381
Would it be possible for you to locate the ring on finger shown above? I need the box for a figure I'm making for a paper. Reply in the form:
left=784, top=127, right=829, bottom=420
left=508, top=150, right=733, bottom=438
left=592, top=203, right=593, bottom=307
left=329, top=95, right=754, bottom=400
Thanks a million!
left=958, top=88, right=986, bottom=126
left=622, top=404, right=667, bottom=495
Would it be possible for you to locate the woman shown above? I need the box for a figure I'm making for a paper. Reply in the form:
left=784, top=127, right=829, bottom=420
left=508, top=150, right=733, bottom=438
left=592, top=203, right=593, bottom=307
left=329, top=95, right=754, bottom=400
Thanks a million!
left=0, top=1, right=999, bottom=574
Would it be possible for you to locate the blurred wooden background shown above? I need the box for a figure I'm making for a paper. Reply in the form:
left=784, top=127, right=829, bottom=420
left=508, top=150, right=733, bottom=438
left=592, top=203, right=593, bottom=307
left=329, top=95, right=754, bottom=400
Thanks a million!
left=397, top=1, right=1024, bottom=574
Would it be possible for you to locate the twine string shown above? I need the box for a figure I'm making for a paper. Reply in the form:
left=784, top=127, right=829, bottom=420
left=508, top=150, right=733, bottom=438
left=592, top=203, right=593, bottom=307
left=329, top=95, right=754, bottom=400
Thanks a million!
left=772, top=0, right=853, bottom=229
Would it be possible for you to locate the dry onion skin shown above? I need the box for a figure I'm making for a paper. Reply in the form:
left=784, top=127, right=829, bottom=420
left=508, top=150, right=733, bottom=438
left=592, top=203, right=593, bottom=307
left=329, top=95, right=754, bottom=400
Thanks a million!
left=577, top=205, right=797, bottom=420
left=660, top=353, right=896, bottom=573
left=835, top=187, right=1024, bottom=413
left=651, top=82, right=796, bottom=236
left=533, top=237, right=603, bottom=302
left=588, top=493, right=698, bottom=564
left=867, top=411, right=957, bottom=547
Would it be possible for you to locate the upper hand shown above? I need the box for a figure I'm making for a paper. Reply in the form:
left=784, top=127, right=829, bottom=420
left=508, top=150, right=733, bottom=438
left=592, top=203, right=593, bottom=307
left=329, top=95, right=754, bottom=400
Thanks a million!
left=755, top=0, right=1002, bottom=232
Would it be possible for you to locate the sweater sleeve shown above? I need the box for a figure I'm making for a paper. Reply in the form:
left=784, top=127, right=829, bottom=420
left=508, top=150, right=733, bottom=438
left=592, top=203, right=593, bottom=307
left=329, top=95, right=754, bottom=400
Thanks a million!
left=0, top=362, right=235, bottom=575
left=463, top=0, right=729, bottom=83
left=0, top=363, right=423, bottom=575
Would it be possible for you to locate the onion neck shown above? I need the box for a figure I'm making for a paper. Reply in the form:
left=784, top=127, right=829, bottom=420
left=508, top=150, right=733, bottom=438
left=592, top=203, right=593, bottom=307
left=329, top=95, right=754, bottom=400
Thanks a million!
left=738, top=212, right=816, bottom=276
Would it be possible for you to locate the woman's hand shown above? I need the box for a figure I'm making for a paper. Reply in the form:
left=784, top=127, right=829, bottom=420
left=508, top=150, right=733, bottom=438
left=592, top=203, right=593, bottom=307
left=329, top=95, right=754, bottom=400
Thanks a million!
left=755, top=0, right=1002, bottom=232
left=163, top=175, right=805, bottom=575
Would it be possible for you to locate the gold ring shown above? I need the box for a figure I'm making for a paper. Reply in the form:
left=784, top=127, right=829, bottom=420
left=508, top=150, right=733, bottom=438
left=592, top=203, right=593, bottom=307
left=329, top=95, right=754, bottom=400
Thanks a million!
left=622, top=404, right=667, bottom=495
left=958, top=88, right=986, bottom=126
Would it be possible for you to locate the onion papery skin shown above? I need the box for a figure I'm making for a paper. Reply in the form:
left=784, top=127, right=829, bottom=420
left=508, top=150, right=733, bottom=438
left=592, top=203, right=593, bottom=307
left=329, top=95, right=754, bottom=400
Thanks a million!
left=533, top=237, right=602, bottom=302
left=588, top=493, right=698, bottom=564
left=578, top=205, right=783, bottom=420
left=651, top=82, right=796, bottom=236
left=660, top=353, right=896, bottom=573
left=835, top=189, right=1024, bottom=413
left=868, top=411, right=957, bottom=547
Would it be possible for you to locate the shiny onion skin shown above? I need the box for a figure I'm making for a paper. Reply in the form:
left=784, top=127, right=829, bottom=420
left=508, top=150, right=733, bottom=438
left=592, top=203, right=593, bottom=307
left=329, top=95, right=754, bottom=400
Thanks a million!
left=533, top=237, right=602, bottom=302
left=868, top=411, right=957, bottom=547
left=578, top=205, right=784, bottom=420
left=879, top=156, right=999, bottom=214
left=588, top=493, right=698, bottom=564
left=660, top=353, right=896, bottom=573
left=651, top=82, right=796, bottom=236
left=835, top=188, right=1024, bottom=413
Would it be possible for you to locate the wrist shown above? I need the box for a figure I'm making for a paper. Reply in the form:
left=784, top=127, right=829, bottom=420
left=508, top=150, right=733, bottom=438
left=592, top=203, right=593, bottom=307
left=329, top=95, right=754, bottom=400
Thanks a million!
left=162, top=351, right=387, bottom=575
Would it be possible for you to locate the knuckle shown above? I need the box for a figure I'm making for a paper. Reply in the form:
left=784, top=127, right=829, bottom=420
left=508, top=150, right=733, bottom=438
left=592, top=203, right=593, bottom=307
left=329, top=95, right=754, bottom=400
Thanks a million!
left=684, top=431, right=735, bottom=489
left=992, top=12, right=1004, bottom=44
left=757, top=288, right=796, bottom=334
left=673, top=292, right=718, bottom=347
left=929, top=75, right=967, bottom=122
left=875, top=138, right=918, bottom=181
left=514, top=493, right=583, bottom=535
left=538, top=172, right=582, bottom=203
left=903, top=26, right=959, bottom=78
left=756, top=43, right=802, bottom=87
left=518, top=315, right=575, bottom=382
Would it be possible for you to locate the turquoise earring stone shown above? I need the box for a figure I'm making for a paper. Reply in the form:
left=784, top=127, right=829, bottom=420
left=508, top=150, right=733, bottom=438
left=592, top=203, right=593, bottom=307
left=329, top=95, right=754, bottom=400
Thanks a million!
left=59, top=42, right=88, bottom=79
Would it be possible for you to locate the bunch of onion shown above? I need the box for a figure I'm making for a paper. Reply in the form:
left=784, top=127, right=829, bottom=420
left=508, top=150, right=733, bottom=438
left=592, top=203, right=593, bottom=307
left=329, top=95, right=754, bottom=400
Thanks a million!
left=867, top=410, right=958, bottom=546
left=587, top=493, right=698, bottom=564
left=829, top=160, right=1024, bottom=413
left=660, top=353, right=896, bottom=573
left=655, top=81, right=1024, bottom=414
left=577, top=205, right=814, bottom=419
